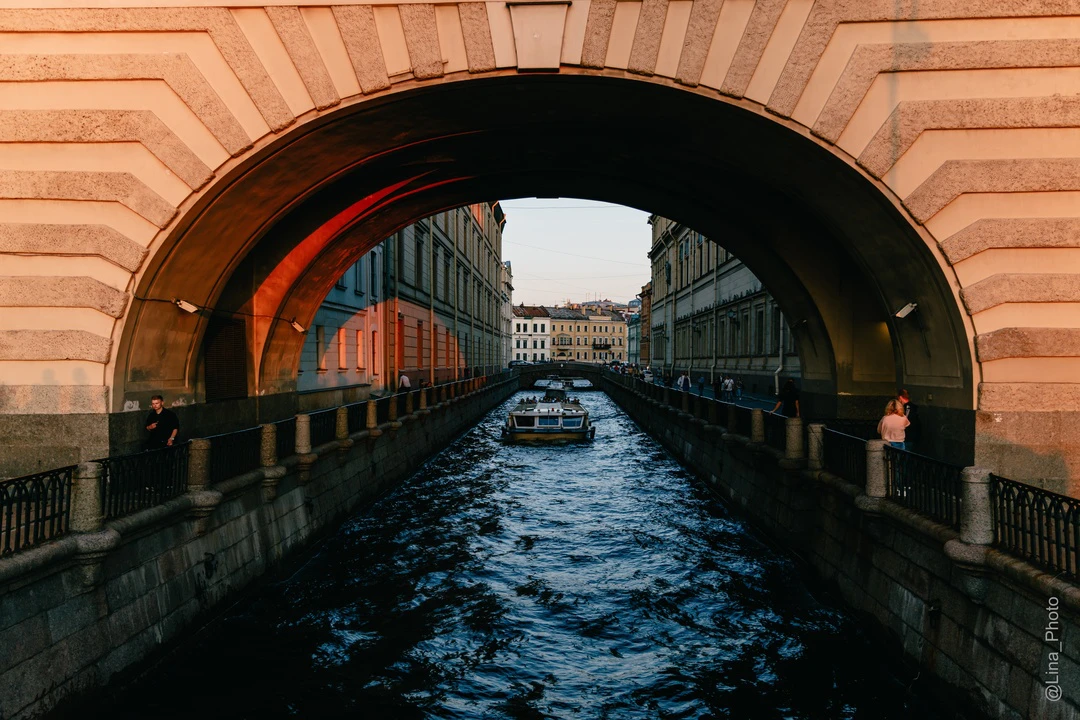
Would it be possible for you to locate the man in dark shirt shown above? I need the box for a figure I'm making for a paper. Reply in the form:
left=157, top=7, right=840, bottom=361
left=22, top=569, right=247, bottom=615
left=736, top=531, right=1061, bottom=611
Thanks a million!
left=771, top=379, right=800, bottom=417
left=145, top=395, right=180, bottom=449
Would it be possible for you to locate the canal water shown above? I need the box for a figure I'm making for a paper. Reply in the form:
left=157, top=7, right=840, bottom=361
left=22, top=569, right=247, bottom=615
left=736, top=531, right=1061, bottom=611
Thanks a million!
left=87, top=391, right=940, bottom=719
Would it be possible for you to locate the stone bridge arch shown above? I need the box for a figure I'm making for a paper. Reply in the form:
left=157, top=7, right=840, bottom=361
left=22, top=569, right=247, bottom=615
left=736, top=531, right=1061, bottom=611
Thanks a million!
left=0, top=1, right=1075, bottom=488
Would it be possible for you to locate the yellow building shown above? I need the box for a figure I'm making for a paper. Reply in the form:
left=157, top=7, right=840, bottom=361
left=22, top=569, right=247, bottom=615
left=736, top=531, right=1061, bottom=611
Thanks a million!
left=547, top=305, right=627, bottom=364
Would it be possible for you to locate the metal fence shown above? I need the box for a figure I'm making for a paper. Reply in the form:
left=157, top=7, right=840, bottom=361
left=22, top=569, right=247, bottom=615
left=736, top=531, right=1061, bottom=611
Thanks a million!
left=275, top=416, right=296, bottom=461
left=734, top=405, right=753, bottom=437
left=346, top=402, right=366, bottom=434
left=309, top=408, right=338, bottom=446
left=822, top=429, right=867, bottom=486
left=992, top=474, right=1080, bottom=580
left=883, top=445, right=962, bottom=528
left=101, top=443, right=189, bottom=520
left=208, top=427, right=262, bottom=484
left=0, top=465, right=74, bottom=556
left=764, top=412, right=787, bottom=451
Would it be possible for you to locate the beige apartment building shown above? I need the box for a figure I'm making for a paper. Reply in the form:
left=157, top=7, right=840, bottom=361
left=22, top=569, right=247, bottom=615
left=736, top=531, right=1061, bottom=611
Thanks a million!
left=548, top=305, right=627, bottom=364
left=648, top=216, right=798, bottom=394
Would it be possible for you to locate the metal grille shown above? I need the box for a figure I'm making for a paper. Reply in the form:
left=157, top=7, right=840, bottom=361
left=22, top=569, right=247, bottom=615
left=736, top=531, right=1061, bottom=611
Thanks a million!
left=0, top=466, right=74, bottom=556
left=101, top=443, right=189, bottom=520
left=883, top=446, right=962, bottom=528
left=376, top=397, right=391, bottom=424
left=208, top=427, right=261, bottom=484
left=203, top=317, right=248, bottom=402
left=346, top=402, right=365, bottom=434
left=275, top=416, right=296, bottom=461
left=992, top=475, right=1080, bottom=580
left=309, top=408, right=338, bottom=446
left=822, top=430, right=867, bottom=486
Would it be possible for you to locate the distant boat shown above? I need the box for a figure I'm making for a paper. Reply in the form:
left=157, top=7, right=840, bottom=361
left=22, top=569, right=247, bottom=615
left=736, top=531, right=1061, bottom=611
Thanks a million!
left=533, top=375, right=594, bottom=390
left=502, top=383, right=596, bottom=442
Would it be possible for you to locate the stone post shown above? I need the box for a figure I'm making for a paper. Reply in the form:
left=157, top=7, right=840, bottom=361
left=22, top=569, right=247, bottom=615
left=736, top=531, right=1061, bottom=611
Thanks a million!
left=336, top=406, right=349, bottom=440
left=865, top=440, right=887, bottom=498
left=959, top=467, right=994, bottom=546
left=419, top=388, right=428, bottom=411
left=750, top=409, right=764, bottom=443
left=259, top=423, right=277, bottom=467
left=188, top=438, right=211, bottom=491
left=405, top=391, right=414, bottom=415
left=708, top=399, right=719, bottom=425
left=388, top=395, right=398, bottom=422
left=295, top=413, right=312, bottom=455
left=785, top=417, right=804, bottom=460
left=366, top=399, right=378, bottom=430
left=662, top=386, right=671, bottom=408
left=70, top=461, right=104, bottom=533
left=806, top=423, right=826, bottom=471
left=727, top=403, right=737, bottom=433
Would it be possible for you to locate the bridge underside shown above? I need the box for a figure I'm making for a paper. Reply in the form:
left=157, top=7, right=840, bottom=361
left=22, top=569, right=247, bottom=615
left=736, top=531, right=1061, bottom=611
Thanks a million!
left=1, top=1, right=1078, bottom=490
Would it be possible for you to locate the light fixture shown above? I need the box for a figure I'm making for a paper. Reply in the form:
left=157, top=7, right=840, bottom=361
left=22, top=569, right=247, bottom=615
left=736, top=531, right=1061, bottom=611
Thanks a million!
left=174, top=298, right=199, bottom=314
left=289, top=319, right=306, bottom=333
left=894, top=302, right=918, bottom=319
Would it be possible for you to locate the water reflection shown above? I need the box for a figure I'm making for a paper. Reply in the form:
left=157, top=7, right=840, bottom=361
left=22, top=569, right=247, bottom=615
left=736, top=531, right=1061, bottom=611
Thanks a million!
left=85, top=392, right=939, bottom=719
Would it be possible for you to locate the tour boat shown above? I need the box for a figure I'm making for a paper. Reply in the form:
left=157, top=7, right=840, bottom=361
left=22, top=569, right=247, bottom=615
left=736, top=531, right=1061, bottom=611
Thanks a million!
left=533, top=375, right=595, bottom=390
left=502, top=384, right=596, bottom=442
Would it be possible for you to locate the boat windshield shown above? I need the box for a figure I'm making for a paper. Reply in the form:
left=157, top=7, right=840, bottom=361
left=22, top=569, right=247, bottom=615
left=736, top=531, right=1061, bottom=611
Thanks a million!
left=537, top=417, right=560, bottom=427
left=563, top=417, right=583, bottom=428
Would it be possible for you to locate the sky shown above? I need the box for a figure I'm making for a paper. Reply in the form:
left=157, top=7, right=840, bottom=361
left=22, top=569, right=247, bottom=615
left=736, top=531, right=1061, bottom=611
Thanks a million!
left=499, top=198, right=653, bottom=307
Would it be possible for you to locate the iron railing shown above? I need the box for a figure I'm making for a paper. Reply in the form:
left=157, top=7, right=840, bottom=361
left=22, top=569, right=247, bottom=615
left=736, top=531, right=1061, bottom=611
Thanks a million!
left=346, top=402, right=365, bottom=434
left=376, top=396, right=391, bottom=424
left=992, top=475, right=1080, bottom=580
left=309, top=408, right=338, bottom=446
left=822, top=430, right=867, bottom=486
left=883, top=446, right=962, bottom=528
left=275, top=416, right=296, bottom=461
left=734, top=405, right=753, bottom=437
left=208, top=427, right=261, bottom=484
left=100, top=443, right=189, bottom=520
left=0, top=465, right=74, bottom=556
left=764, top=412, right=786, bottom=451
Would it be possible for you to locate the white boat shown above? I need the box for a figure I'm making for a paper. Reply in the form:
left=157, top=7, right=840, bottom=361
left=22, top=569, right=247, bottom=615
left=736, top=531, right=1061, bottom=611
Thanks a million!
left=533, top=375, right=594, bottom=390
left=502, top=384, right=596, bottom=442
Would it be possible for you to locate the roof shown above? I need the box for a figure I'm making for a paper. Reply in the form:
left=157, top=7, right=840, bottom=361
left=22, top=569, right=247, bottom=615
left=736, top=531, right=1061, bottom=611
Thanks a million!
left=545, top=307, right=587, bottom=320
left=512, top=305, right=549, bottom=318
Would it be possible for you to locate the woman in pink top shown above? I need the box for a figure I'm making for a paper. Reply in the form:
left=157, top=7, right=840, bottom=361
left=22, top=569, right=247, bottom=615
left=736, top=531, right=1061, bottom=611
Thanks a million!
left=878, top=399, right=911, bottom=450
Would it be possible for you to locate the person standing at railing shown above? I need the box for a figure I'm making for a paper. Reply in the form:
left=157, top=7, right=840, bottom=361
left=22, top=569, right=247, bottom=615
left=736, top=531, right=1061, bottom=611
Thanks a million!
left=770, top=379, right=800, bottom=417
left=677, top=371, right=691, bottom=392
left=897, top=389, right=919, bottom=452
left=877, top=399, right=911, bottom=450
left=144, top=395, right=179, bottom=450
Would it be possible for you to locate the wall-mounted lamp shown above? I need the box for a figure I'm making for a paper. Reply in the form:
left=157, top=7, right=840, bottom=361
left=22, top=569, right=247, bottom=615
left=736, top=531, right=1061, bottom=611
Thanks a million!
left=894, top=302, right=918, bottom=319
left=174, top=298, right=199, bottom=314
left=289, top=319, right=306, bottom=333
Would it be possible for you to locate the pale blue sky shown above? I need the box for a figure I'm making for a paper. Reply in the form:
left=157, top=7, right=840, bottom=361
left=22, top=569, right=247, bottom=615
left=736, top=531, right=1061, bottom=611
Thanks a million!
left=499, top=198, right=652, bottom=307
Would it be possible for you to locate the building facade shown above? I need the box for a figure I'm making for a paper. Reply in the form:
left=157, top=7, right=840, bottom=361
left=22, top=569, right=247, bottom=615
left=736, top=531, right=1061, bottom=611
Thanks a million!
left=512, top=305, right=550, bottom=362
left=627, top=314, right=640, bottom=366
left=648, top=216, right=799, bottom=394
left=639, top=282, right=652, bottom=371
left=500, top=261, right=514, bottom=366
left=298, top=203, right=508, bottom=394
left=550, top=304, right=628, bottom=363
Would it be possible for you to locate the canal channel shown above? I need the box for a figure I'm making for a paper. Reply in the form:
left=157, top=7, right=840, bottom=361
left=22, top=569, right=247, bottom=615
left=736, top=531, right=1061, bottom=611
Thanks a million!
left=80, top=391, right=943, bottom=719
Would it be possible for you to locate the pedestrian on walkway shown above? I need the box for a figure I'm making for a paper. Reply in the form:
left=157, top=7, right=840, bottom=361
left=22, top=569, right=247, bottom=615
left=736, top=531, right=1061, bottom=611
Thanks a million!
left=878, top=399, right=911, bottom=450
left=771, top=379, right=800, bottom=417
left=144, top=395, right=179, bottom=450
left=677, top=371, right=691, bottom=392
left=735, top=377, right=744, bottom=400
left=712, top=376, right=722, bottom=400
left=722, top=376, right=734, bottom=402
left=696, top=376, right=706, bottom=396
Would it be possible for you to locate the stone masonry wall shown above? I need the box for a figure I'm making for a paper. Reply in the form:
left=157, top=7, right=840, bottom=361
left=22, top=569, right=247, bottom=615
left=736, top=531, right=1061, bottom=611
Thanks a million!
left=602, top=375, right=1080, bottom=720
left=0, top=377, right=517, bottom=720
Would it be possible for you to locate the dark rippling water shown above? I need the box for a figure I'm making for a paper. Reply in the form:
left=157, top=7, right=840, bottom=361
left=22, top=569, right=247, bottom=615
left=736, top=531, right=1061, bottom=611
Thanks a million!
left=89, top=391, right=940, bottom=720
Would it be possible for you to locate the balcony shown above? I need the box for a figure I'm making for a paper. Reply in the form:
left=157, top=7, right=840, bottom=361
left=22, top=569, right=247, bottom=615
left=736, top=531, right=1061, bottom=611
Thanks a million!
left=592, top=342, right=612, bottom=350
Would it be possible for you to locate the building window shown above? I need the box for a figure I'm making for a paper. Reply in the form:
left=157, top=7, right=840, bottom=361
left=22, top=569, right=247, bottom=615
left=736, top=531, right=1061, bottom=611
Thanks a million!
left=337, top=327, right=347, bottom=371
left=356, top=329, right=365, bottom=370
left=355, top=260, right=365, bottom=296
left=316, top=326, right=327, bottom=372
left=541, top=324, right=546, bottom=333
left=417, top=320, right=424, bottom=368
left=371, top=330, right=378, bottom=374
left=540, top=340, right=545, bottom=349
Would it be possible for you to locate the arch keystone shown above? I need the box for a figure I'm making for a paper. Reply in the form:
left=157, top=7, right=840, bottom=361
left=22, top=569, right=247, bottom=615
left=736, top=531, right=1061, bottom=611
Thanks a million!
left=508, top=1, right=571, bottom=72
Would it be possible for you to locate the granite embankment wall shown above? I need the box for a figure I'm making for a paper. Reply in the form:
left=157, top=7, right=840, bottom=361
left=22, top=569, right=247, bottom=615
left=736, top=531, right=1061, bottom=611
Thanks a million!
left=0, top=376, right=517, bottom=719
left=603, top=375, right=1080, bottom=720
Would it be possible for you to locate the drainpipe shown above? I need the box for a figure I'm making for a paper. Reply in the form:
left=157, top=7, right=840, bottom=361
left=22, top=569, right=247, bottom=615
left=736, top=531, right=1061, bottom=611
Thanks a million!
left=773, top=314, right=785, bottom=396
